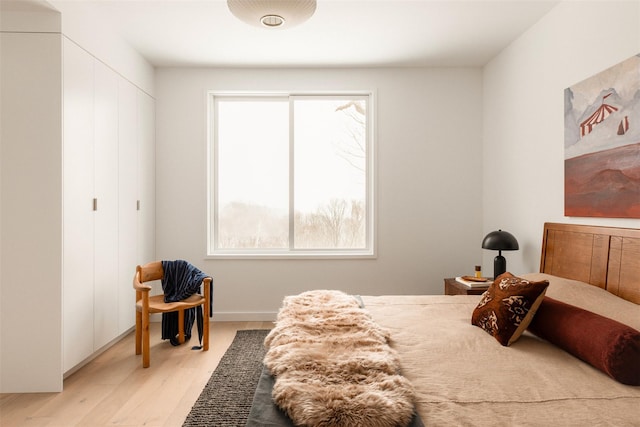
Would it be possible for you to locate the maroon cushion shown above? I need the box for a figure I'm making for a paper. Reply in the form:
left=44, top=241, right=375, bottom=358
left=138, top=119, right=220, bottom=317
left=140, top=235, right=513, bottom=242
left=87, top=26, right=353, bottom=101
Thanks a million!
left=528, top=297, right=640, bottom=386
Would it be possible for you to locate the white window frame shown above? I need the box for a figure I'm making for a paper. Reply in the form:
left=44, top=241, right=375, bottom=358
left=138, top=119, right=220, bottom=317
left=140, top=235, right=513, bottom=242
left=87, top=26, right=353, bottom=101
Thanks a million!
left=206, top=91, right=376, bottom=259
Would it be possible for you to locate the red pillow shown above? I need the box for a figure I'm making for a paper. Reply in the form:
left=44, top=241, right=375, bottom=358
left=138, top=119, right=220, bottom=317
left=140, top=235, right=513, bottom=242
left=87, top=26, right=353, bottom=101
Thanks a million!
left=528, top=297, right=640, bottom=386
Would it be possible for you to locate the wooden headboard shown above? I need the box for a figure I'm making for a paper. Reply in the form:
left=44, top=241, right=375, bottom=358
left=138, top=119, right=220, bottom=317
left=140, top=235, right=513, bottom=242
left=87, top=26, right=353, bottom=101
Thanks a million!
left=540, top=222, right=640, bottom=304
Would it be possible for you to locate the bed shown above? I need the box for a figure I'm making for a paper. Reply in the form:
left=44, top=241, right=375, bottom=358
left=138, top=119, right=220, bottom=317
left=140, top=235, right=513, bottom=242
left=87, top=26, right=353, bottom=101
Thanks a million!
left=247, top=223, right=640, bottom=426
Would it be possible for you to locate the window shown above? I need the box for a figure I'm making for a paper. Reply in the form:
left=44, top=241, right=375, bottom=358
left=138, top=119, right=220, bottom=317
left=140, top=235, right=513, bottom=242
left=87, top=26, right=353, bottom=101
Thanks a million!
left=208, top=93, right=374, bottom=257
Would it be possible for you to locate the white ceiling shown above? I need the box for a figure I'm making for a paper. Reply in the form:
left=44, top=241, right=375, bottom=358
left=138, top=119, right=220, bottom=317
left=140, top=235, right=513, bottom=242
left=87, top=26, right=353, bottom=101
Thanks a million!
left=49, top=0, right=559, bottom=68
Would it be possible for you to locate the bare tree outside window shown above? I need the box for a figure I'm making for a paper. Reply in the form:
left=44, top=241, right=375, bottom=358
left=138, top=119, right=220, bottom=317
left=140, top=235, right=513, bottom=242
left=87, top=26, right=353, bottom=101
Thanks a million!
left=334, top=100, right=366, bottom=173
left=293, top=98, right=367, bottom=249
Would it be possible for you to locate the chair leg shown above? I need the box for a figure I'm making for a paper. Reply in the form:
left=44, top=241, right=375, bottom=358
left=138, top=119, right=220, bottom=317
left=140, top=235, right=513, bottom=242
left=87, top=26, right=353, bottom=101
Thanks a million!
left=203, top=303, right=209, bottom=351
left=135, top=310, right=142, bottom=355
left=142, top=311, right=150, bottom=368
left=178, top=309, right=185, bottom=344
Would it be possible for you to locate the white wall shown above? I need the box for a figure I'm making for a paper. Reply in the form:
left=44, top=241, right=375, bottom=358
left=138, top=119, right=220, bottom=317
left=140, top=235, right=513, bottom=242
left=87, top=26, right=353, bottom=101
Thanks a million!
left=483, top=0, right=640, bottom=276
left=155, top=67, right=483, bottom=319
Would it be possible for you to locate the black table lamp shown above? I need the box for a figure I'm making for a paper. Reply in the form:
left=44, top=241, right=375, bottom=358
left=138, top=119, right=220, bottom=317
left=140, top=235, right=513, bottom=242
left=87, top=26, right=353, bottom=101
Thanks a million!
left=482, top=229, right=519, bottom=279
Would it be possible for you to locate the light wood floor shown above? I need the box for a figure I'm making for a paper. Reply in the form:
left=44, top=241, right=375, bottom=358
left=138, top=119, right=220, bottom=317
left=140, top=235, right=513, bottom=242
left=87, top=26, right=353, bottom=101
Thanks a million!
left=0, top=321, right=273, bottom=427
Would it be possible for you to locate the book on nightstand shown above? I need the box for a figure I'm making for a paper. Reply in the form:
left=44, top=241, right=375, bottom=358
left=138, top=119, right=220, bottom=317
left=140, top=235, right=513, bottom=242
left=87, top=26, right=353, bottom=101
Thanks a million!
left=455, top=276, right=492, bottom=288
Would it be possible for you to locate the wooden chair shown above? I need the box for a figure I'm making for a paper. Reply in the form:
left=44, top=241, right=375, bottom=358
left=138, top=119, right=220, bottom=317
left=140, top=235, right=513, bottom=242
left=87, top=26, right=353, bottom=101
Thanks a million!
left=133, top=261, right=211, bottom=368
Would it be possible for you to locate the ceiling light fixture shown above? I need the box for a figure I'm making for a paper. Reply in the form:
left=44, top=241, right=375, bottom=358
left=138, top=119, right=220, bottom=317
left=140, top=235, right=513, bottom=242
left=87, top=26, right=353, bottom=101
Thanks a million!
left=261, top=14, right=285, bottom=27
left=227, top=0, right=316, bottom=29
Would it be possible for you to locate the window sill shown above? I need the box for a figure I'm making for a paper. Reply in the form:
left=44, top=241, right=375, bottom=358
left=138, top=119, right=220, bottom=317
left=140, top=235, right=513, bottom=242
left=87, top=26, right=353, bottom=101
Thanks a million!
left=205, top=250, right=376, bottom=260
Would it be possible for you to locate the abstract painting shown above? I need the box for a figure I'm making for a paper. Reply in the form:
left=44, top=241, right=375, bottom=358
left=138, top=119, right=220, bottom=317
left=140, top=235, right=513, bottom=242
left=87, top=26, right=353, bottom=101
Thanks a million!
left=564, top=54, right=640, bottom=218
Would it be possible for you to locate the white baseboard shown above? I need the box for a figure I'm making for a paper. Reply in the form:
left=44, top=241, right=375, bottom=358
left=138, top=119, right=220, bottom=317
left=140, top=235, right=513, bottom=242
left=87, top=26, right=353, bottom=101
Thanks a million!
left=149, top=311, right=278, bottom=322
left=211, top=311, right=278, bottom=322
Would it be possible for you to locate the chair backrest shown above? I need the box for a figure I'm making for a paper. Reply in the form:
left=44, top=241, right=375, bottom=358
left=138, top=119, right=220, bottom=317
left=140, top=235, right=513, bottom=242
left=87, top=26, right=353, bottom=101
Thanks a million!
left=138, top=261, right=164, bottom=284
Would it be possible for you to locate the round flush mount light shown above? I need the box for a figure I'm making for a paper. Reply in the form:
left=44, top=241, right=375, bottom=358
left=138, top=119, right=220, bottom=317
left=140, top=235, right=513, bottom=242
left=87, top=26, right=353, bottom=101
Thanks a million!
left=260, top=14, right=285, bottom=27
left=227, top=0, right=316, bottom=29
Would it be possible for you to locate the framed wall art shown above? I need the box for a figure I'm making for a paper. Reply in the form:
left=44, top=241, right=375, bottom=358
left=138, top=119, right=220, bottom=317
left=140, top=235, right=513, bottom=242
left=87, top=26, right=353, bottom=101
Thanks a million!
left=564, top=54, right=640, bottom=218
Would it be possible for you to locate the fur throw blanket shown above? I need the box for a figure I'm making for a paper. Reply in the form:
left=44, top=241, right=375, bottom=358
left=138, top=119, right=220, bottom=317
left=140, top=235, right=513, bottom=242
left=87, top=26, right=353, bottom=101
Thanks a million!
left=264, top=290, right=416, bottom=427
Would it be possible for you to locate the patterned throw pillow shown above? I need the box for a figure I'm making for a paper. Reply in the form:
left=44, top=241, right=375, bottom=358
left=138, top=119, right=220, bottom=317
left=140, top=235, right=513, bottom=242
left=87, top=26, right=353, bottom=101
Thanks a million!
left=472, top=272, right=549, bottom=346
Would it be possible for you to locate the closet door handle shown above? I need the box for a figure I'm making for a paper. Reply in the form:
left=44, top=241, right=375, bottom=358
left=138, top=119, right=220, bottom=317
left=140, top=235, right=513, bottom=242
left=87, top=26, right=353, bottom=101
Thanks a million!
left=137, top=200, right=140, bottom=211
left=93, top=198, right=98, bottom=211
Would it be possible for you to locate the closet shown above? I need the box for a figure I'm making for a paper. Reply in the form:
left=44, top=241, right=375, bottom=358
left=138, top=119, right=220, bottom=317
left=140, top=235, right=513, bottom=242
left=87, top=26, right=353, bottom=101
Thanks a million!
left=63, top=38, right=155, bottom=372
left=1, top=23, right=155, bottom=391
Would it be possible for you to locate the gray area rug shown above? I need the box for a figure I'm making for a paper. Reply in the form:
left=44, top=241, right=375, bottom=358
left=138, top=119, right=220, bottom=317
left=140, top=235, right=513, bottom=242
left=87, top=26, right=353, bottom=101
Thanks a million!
left=183, top=329, right=270, bottom=427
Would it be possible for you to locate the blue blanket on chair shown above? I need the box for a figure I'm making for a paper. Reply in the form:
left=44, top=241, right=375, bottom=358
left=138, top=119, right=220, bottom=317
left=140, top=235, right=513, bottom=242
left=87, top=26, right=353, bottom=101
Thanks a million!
left=161, top=260, right=212, bottom=346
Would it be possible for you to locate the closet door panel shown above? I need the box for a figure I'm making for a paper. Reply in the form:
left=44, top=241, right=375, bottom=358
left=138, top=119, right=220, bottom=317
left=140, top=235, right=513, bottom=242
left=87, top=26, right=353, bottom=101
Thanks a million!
left=62, top=38, right=95, bottom=372
left=93, top=60, right=119, bottom=349
left=137, top=91, right=156, bottom=265
left=118, top=78, right=138, bottom=334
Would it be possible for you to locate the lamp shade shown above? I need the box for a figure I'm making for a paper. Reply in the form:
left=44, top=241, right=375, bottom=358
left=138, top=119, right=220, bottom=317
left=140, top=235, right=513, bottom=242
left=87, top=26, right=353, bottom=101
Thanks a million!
left=482, top=229, right=519, bottom=279
left=481, top=230, right=519, bottom=251
left=228, top=0, right=317, bottom=29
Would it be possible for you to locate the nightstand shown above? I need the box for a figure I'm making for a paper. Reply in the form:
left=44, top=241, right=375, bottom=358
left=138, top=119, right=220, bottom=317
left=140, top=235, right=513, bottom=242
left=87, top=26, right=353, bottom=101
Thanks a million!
left=444, top=277, right=490, bottom=295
